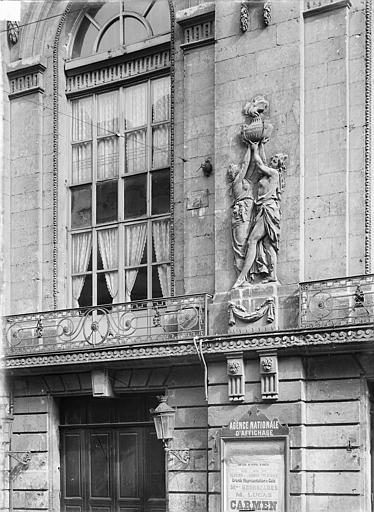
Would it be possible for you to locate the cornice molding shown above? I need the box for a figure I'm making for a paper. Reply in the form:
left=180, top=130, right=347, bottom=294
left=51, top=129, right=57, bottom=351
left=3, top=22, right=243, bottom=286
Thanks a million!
left=176, top=3, right=215, bottom=51
left=303, top=0, right=352, bottom=17
left=65, top=48, right=171, bottom=96
left=7, top=61, right=46, bottom=99
left=4, top=325, right=374, bottom=371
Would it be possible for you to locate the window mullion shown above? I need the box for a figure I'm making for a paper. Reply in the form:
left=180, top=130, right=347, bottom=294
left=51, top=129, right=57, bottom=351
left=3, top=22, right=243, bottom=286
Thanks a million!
left=147, top=80, right=152, bottom=299
left=92, top=94, right=98, bottom=306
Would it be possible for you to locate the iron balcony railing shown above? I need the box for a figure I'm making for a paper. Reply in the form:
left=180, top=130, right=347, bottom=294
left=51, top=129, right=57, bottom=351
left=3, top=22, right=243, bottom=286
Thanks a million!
left=299, top=274, right=374, bottom=328
left=5, top=294, right=211, bottom=356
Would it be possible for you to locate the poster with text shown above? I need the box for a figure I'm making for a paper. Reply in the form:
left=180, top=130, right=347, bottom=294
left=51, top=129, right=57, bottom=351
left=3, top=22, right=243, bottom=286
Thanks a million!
left=222, top=439, right=285, bottom=512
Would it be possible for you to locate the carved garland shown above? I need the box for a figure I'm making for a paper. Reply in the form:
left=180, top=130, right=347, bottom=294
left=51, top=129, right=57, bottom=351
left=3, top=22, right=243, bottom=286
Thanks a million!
left=365, top=0, right=372, bottom=274
left=5, top=327, right=374, bottom=369
left=52, top=1, right=73, bottom=309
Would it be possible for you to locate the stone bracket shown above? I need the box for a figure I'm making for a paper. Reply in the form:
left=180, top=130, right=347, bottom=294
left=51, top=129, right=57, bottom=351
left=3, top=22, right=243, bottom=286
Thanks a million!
left=259, top=350, right=278, bottom=401
left=227, top=352, right=245, bottom=402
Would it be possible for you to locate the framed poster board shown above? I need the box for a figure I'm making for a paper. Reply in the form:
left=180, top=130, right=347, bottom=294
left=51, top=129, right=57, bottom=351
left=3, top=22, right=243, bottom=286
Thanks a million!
left=221, top=409, right=289, bottom=512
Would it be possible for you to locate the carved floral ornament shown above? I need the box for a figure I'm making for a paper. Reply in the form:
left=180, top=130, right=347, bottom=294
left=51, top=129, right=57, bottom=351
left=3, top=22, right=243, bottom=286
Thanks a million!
left=240, top=1, right=272, bottom=32
left=7, top=21, right=19, bottom=45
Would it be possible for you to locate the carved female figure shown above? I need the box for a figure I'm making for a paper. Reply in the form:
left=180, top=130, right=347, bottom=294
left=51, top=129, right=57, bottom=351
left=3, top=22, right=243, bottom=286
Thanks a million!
left=227, top=145, right=255, bottom=273
left=233, top=141, right=287, bottom=287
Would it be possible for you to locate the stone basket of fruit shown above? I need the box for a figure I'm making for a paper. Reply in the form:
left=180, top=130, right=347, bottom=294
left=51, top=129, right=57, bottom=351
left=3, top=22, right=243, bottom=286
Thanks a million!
left=241, top=118, right=273, bottom=143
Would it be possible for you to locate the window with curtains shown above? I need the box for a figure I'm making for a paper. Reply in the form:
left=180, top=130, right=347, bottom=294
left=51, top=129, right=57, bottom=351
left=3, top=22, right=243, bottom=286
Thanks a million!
left=70, top=77, right=171, bottom=307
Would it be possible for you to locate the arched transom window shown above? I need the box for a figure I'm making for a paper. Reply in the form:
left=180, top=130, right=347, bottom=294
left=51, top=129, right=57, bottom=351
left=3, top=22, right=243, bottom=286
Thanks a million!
left=72, top=0, right=170, bottom=59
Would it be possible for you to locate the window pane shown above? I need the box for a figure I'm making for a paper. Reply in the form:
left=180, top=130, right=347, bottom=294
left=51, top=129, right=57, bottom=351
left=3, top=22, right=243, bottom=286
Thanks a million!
left=152, top=219, right=170, bottom=263
left=97, top=228, right=118, bottom=269
left=94, top=2, right=120, bottom=27
left=97, top=271, right=117, bottom=305
left=125, top=130, right=147, bottom=173
left=97, top=180, right=118, bottom=224
left=97, top=19, right=120, bottom=53
left=124, top=174, right=147, bottom=218
left=72, top=97, right=92, bottom=141
left=152, top=264, right=170, bottom=298
left=146, top=0, right=170, bottom=36
left=124, top=17, right=149, bottom=45
left=152, top=124, right=169, bottom=168
left=152, top=266, right=163, bottom=298
left=97, top=91, right=119, bottom=136
left=71, top=16, right=99, bottom=59
left=71, top=184, right=92, bottom=228
left=72, top=142, right=92, bottom=184
left=124, top=84, right=147, bottom=129
left=123, top=0, right=149, bottom=15
left=124, top=223, right=147, bottom=267
left=98, top=136, right=119, bottom=179
left=76, top=273, right=92, bottom=307
left=152, top=77, right=170, bottom=123
left=151, top=169, right=170, bottom=215
left=126, top=266, right=147, bottom=302
left=124, top=223, right=147, bottom=302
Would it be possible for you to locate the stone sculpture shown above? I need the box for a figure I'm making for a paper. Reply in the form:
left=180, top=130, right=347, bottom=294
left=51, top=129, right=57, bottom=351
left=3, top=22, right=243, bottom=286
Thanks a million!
left=228, top=95, right=287, bottom=288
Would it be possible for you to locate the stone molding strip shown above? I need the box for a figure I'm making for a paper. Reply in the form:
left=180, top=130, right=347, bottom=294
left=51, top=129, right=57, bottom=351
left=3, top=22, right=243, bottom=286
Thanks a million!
left=4, top=325, right=374, bottom=370
left=7, top=62, right=46, bottom=99
left=365, top=0, right=372, bottom=273
left=303, top=0, right=352, bottom=17
left=65, top=50, right=171, bottom=95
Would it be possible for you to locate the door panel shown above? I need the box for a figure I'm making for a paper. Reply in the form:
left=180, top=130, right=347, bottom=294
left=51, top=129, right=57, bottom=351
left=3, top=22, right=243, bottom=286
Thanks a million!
left=118, top=432, right=140, bottom=498
left=89, top=432, right=111, bottom=498
left=61, top=425, right=165, bottom=512
left=144, top=429, right=166, bottom=512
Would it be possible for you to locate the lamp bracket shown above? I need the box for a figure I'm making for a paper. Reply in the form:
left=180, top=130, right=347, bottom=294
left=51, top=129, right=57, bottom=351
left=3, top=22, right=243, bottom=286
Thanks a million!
left=6, top=451, right=31, bottom=465
left=165, top=447, right=190, bottom=464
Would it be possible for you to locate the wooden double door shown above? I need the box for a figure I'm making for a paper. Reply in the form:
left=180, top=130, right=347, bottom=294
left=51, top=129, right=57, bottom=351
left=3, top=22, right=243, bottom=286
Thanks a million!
left=61, top=425, right=165, bottom=512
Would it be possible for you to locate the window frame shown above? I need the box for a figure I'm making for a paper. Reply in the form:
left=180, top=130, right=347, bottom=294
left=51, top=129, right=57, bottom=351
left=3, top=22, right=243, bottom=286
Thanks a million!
left=67, top=74, right=171, bottom=308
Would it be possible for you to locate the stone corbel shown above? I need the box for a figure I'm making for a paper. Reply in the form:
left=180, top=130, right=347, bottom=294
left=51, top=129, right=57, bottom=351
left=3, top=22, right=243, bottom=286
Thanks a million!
left=259, top=350, right=278, bottom=401
left=227, top=353, right=245, bottom=401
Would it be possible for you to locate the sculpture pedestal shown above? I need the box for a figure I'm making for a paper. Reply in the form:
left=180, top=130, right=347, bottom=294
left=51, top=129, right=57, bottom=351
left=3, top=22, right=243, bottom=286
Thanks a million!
left=228, top=282, right=278, bottom=334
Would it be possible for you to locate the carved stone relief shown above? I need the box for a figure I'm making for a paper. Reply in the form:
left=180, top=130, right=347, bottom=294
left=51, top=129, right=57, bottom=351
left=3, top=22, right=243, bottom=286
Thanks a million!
left=227, top=96, right=287, bottom=328
left=227, top=95, right=287, bottom=289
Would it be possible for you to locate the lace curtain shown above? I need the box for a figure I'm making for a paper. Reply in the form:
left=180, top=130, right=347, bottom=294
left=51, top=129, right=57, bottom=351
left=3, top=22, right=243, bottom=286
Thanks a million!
left=98, top=228, right=118, bottom=300
left=152, top=219, right=171, bottom=297
left=97, top=92, right=119, bottom=179
left=72, top=97, right=93, bottom=184
left=124, top=224, right=147, bottom=302
left=152, top=77, right=170, bottom=122
left=72, top=232, right=92, bottom=307
left=152, top=125, right=169, bottom=169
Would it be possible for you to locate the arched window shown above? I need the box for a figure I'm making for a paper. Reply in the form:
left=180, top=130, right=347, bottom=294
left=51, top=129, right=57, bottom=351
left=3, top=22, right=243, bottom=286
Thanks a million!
left=71, top=0, right=170, bottom=59
left=68, top=0, right=171, bottom=308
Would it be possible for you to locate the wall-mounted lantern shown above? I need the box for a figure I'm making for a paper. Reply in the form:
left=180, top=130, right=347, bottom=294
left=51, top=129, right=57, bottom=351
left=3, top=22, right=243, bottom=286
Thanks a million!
left=150, top=396, right=190, bottom=464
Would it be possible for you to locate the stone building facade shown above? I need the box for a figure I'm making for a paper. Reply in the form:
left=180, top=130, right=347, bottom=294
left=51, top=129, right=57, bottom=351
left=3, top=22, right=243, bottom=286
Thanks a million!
left=1, top=0, right=374, bottom=511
